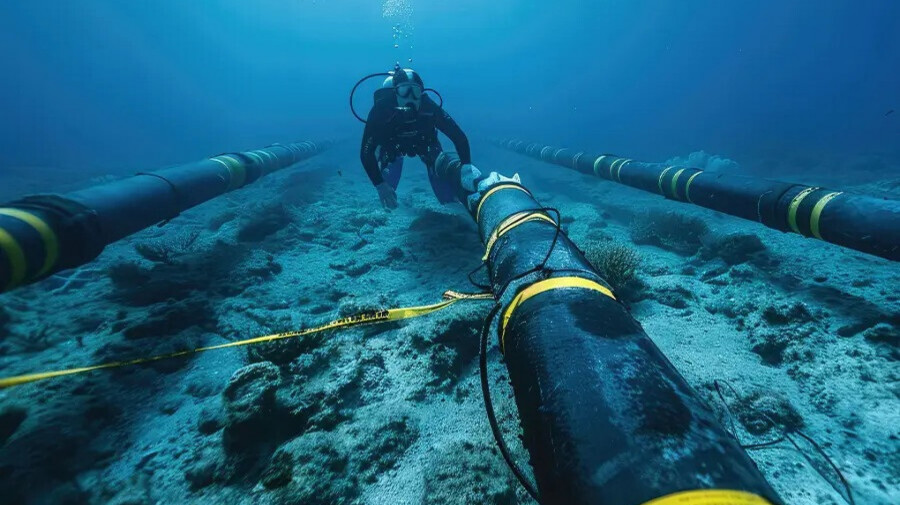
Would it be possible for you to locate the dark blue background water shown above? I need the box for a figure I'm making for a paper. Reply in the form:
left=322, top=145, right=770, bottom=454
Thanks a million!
left=1, top=0, right=898, bottom=172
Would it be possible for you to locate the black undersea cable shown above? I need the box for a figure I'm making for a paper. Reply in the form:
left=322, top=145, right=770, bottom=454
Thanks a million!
left=479, top=302, right=543, bottom=504
left=468, top=206, right=563, bottom=292
left=713, top=380, right=855, bottom=505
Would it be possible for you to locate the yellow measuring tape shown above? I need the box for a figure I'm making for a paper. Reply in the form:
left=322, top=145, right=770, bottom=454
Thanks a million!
left=0, top=290, right=494, bottom=389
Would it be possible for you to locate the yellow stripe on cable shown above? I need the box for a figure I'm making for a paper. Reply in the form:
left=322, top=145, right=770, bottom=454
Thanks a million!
left=685, top=171, right=703, bottom=203
left=608, top=158, right=622, bottom=180
left=482, top=211, right=557, bottom=261
left=245, top=151, right=265, bottom=166
left=787, top=186, right=820, bottom=234
left=657, top=167, right=673, bottom=195
left=0, top=290, right=495, bottom=389
left=0, top=209, right=59, bottom=277
left=615, top=159, right=632, bottom=182
left=0, top=227, right=27, bottom=290
left=809, top=191, right=842, bottom=239
left=211, top=155, right=247, bottom=190
left=593, top=156, right=608, bottom=177
left=572, top=152, right=584, bottom=170
left=475, top=184, right=532, bottom=223
left=670, top=168, right=687, bottom=200
left=641, top=489, right=773, bottom=505
left=500, top=276, right=616, bottom=352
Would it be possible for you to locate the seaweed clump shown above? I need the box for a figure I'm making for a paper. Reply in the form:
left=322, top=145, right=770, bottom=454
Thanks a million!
left=582, top=240, right=642, bottom=293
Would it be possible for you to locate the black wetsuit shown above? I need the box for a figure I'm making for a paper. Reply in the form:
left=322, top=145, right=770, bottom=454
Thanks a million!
left=360, top=91, right=470, bottom=201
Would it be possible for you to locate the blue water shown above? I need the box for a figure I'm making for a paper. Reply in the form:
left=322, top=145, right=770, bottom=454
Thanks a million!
left=0, top=2, right=898, bottom=504
left=1, top=1, right=899, bottom=171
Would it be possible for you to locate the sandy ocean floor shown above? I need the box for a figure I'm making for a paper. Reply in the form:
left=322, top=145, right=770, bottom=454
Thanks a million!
left=0, top=141, right=897, bottom=505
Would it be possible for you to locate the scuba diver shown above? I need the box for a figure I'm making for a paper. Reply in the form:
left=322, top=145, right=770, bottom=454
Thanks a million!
left=355, top=65, right=476, bottom=209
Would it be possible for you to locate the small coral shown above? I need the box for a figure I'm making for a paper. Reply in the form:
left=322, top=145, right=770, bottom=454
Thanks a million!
left=629, top=209, right=709, bottom=256
left=582, top=240, right=641, bottom=292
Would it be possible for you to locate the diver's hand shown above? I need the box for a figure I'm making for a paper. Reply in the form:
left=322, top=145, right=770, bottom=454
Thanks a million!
left=375, top=182, right=398, bottom=209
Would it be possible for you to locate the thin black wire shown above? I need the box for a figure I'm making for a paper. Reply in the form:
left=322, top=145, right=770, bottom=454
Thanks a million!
left=490, top=207, right=564, bottom=297
left=713, top=380, right=855, bottom=505
left=467, top=262, right=491, bottom=291
left=480, top=302, right=543, bottom=503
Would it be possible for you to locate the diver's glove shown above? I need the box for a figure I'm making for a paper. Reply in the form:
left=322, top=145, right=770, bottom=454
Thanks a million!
left=476, top=171, right=521, bottom=192
left=375, top=182, right=398, bottom=209
left=467, top=171, right=522, bottom=211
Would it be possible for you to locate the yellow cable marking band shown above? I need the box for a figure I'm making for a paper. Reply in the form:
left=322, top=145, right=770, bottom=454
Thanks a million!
left=593, top=155, right=608, bottom=176
left=475, top=184, right=532, bottom=223
left=0, top=290, right=495, bottom=389
left=500, top=276, right=615, bottom=352
left=657, top=167, right=673, bottom=194
left=252, top=150, right=273, bottom=164
left=641, top=489, right=773, bottom=505
left=670, top=168, right=687, bottom=200
left=810, top=191, right=842, bottom=239
left=0, top=208, right=59, bottom=277
left=685, top=171, right=703, bottom=203
left=245, top=151, right=266, bottom=168
left=572, top=152, right=584, bottom=170
left=0, top=227, right=27, bottom=290
left=211, top=155, right=247, bottom=190
left=608, top=158, right=622, bottom=180
left=615, top=159, right=632, bottom=182
left=482, top=211, right=557, bottom=261
left=787, top=186, right=820, bottom=234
